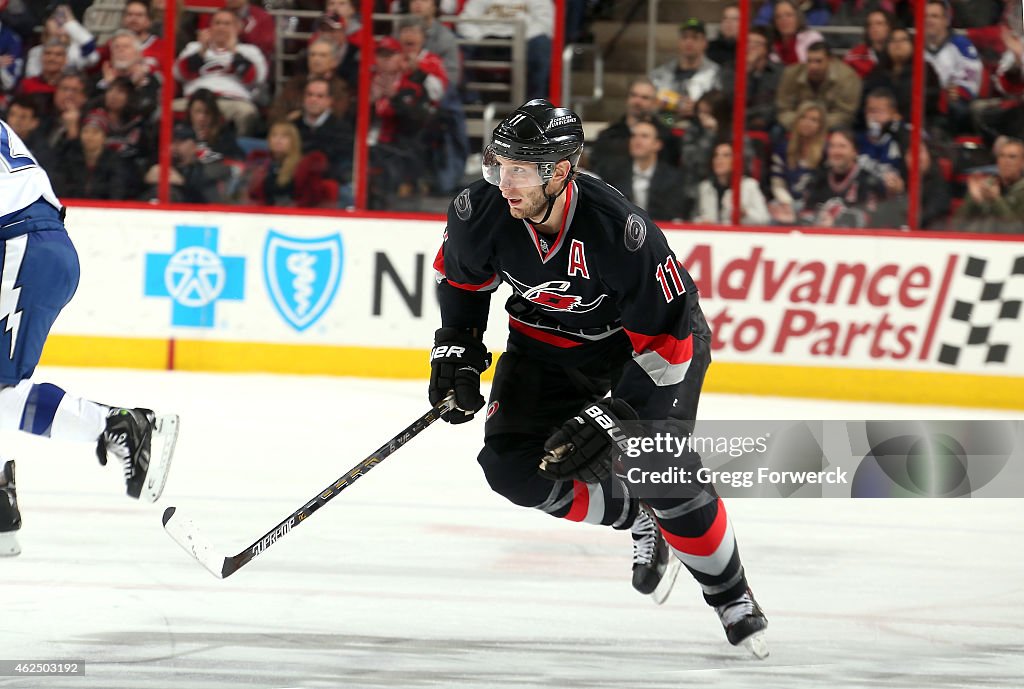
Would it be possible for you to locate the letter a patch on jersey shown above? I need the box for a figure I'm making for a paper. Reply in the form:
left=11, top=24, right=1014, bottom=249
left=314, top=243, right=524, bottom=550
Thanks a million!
left=567, top=239, right=589, bottom=279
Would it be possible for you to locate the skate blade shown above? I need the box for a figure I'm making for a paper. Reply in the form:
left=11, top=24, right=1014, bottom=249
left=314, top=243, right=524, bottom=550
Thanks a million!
left=742, top=630, right=769, bottom=659
left=142, top=415, right=180, bottom=503
left=650, top=556, right=682, bottom=605
left=0, top=531, right=21, bottom=557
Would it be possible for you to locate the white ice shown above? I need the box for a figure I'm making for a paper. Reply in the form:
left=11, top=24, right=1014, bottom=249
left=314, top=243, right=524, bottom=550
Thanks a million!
left=0, top=367, right=1021, bottom=689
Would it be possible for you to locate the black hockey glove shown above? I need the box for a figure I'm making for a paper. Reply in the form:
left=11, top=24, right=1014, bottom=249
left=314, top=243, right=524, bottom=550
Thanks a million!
left=429, top=327, right=492, bottom=424
left=539, top=398, right=638, bottom=484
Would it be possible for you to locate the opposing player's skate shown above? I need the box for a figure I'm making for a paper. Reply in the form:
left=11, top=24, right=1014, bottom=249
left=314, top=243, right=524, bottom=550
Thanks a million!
left=631, top=507, right=680, bottom=604
left=716, top=587, right=769, bottom=659
left=0, top=460, right=21, bottom=556
left=97, top=408, right=179, bottom=503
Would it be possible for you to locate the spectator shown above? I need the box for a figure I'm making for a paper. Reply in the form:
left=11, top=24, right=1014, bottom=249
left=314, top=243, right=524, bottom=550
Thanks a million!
left=398, top=15, right=469, bottom=194
left=776, top=41, right=862, bottom=129
left=369, top=36, right=438, bottom=206
left=17, top=40, right=67, bottom=103
left=141, top=123, right=233, bottom=204
left=649, top=18, right=721, bottom=125
left=173, top=10, right=268, bottom=137
left=721, top=25, right=782, bottom=131
left=918, top=139, right=952, bottom=229
left=769, top=0, right=824, bottom=65
left=24, top=4, right=98, bottom=79
left=695, top=141, right=770, bottom=225
left=93, top=77, right=152, bottom=187
left=98, top=0, right=164, bottom=74
left=458, top=0, right=553, bottom=101
left=186, top=88, right=244, bottom=161
left=95, top=31, right=160, bottom=119
left=755, top=0, right=831, bottom=28
left=325, top=0, right=363, bottom=41
left=947, top=0, right=1004, bottom=29
left=924, top=0, right=982, bottom=132
left=411, top=0, right=461, bottom=85
left=294, top=76, right=355, bottom=183
left=843, top=9, right=893, bottom=78
left=862, top=27, right=942, bottom=124
left=599, top=115, right=688, bottom=221
left=224, top=0, right=276, bottom=63
left=801, top=128, right=887, bottom=227
left=51, top=110, right=133, bottom=200
left=707, top=4, right=739, bottom=67
left=0, top=10, right=24, bottom=100
left=954, top=136, right=1024, bottom=232
left=4, top=95, right=55, bottom=172
left=41, top=71, right=88, bottom=150
left=269, top=37, right=352, bottom=124
left=973, top=24, right=1024, bottom=144
left=769, top=100, right=827, bottom=223
left=247, top=121, right=339, bottom=207
left=308, top=13, right=360, bottom=92
left=680, top=90, right=732, bottom=198
left=857, top=88, right=910, bottom=182
left=588, top=76, right=682, bottom=178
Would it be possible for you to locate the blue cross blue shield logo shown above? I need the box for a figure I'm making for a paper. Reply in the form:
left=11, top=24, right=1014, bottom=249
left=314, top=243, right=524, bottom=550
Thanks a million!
left=264, top=231, right=343, bottom=332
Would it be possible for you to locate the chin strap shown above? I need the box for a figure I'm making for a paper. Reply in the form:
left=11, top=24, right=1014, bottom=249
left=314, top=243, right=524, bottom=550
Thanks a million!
left=533, top=174, right=572, bottom=226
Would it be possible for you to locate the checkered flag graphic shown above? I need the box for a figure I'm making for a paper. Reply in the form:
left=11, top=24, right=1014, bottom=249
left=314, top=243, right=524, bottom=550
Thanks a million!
left=938, top=256, right=1024, bottom=366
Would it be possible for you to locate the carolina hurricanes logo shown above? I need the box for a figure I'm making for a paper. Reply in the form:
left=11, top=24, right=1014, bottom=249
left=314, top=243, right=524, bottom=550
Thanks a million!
left=503, top=273, right=608, bottom=313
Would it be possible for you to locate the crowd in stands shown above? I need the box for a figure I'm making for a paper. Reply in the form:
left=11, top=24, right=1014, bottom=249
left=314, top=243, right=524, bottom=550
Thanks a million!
left=0, top=0, right=1020, bottom=232
left=585, top=0, right=1024, bottom=232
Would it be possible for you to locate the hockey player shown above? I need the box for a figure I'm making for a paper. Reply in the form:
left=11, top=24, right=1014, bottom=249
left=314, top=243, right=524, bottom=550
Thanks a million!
left=428, top=99, right=768, bottom=657
left=0, top=118, right=178, bottom=558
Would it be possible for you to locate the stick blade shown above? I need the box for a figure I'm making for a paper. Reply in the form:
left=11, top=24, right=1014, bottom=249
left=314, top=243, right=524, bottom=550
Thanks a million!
left=161, top=506, right=229, bottom=579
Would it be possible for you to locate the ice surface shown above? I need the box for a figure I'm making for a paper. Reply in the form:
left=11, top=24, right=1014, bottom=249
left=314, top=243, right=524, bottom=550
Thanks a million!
left=0, top=368, right=1021, bottom=689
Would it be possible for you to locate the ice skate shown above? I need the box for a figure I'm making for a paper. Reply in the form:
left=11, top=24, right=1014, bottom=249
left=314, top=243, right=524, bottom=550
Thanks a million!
left=631, top=507, right=680, bottom=605
left=715, top=588, right=769, bottom=659
left=0, top=460, right=21, bottom=557
left=97, top=408, right=180, bottom=503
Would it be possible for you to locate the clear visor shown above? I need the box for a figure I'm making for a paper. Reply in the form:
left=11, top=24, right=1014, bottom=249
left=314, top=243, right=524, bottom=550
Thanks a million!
left=482, top=145, right=547, bottom=189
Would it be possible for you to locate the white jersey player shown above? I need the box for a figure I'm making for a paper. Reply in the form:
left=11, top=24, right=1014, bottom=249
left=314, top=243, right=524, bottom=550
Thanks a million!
left=0, top=119, right=179, bottom=557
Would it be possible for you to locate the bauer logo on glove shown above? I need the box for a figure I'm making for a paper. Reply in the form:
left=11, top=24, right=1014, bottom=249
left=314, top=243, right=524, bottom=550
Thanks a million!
left=538, top=398, right=637, bottom=484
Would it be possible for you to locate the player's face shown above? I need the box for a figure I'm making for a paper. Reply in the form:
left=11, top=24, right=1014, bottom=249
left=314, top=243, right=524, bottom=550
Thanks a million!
left=483, top=151, right=553, bottom=219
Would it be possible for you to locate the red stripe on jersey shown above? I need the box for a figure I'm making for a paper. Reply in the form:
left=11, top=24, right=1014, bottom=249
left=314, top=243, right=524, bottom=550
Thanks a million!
left=660, top=498, right=728, bottom=557
left=509, top=318, right=583, bottom=348
left=625, top=329, right=693, bottom=365
left=433, top=244, right=498, bottom=291
left=563, top=481, right=590, bottom=522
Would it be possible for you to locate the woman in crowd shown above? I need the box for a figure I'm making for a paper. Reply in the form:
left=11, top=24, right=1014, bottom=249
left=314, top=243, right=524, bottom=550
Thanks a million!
left=186, top=88, right=245, bottom=161
left=694, top=141, right=770, bottom=225
left=769, top=0, right=825, bottom=65
left=51, top=111, right=132, bottom=200
left=247, top=121, right=338, bottom=207
left=769, top=100, right=827, bottom=223
left=861, top=27, right=941, bottom=123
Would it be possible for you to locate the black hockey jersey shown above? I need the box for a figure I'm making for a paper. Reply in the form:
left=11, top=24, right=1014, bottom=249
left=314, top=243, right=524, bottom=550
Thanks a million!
left=434, top=173, right=700, bottom=419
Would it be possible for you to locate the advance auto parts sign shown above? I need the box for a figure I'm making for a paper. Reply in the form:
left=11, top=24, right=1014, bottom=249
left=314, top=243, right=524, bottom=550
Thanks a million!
left=666, top=231, right=1024, bottom=375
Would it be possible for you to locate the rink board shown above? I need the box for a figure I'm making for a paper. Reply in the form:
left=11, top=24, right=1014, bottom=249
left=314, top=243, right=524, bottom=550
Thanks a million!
left=39, top=205, right=1024, bottom=408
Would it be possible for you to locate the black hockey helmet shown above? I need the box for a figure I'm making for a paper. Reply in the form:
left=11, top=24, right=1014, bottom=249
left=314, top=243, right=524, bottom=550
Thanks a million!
left=483, top=100, right=584, bottom=187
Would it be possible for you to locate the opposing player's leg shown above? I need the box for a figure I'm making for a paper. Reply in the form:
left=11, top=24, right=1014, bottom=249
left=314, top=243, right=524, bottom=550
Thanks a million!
left=0, top=459, right=20, bottom=557
left=0, top=231, right=179, bottom=506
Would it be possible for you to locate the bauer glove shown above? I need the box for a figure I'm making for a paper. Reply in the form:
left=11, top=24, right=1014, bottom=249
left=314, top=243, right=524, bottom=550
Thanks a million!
left=429, top=327, right=492, bottom=424
left=539, top=398, right=638, bottom=483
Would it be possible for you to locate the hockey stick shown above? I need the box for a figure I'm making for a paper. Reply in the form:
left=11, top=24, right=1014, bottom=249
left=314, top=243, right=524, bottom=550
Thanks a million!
left=162, top=394, right=456, bottom=579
